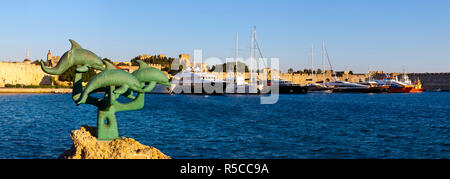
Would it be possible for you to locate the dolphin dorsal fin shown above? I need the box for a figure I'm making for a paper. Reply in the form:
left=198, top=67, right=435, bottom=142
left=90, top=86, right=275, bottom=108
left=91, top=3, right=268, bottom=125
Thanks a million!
left=103, top=60, right=117, bottom=70
left=69, top=39, right=82, bottom=50
left=137, top=60, right=149, bottom=69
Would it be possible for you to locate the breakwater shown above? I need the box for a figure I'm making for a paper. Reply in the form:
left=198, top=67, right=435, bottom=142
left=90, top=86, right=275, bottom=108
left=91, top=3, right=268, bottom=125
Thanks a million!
left=407, top=73, right=450, bottom=91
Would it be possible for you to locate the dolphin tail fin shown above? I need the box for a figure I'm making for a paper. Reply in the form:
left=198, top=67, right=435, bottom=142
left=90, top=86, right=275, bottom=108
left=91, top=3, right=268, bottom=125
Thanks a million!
left=114, top=85, right=129, bottom=95
left=76, top=65, right=90, bottom=73
left=75, top=89, right=89, bottom=106
left=161, top=81, right=172, bottom=87
left=136, top=60, right=149, bottom=69
left=103, top=60, right=117, bottom=70
left=76, top=95, right=87, bottom=106
left=122, top=90, right=135, bottom=100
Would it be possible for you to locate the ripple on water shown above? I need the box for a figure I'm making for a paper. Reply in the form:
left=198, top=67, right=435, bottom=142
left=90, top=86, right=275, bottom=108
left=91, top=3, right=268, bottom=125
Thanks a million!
left=0, top=93, right=449, bottom=159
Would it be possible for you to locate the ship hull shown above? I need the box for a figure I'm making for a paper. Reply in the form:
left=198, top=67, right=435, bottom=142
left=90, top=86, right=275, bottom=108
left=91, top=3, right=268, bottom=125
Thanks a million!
left=171, top=82, right=227, bottom=95
left=409, top=88, right=424, bottom=93
left=308, top=86, right=332, bottom=93
left=260, top=85, right=308, bottom=94
left=388, top=87, right=412, bottom=93
left=333, top=86, right=388, bottom=93
left=279, top=86, right=308, bottom=94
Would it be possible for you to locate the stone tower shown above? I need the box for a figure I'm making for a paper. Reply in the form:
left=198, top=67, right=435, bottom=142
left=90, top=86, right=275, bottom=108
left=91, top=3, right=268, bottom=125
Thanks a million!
left=23, top=48, right=31, bottom=63
left=47, top=50, right=52, bottom=66
left=26, top=48, right=30, bottom=60
left=46, top=50, right=60, bottom=67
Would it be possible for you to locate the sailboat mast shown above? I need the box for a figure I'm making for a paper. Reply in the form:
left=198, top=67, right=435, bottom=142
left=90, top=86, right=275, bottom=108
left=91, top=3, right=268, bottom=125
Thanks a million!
left=403, top=65, right=407, bottom=81
left=250, top=29, right=254, bottom=83
left=254, top=26, right=258, bottom=75
left=235, top=32, right=239, bottom=75
left=236, top=32, right=239, bottom=60
left=322, top=40, right=325, bottom=84
left=323, top=44, right=337, bottom=81
left=311, top=44, right=314, bottom=84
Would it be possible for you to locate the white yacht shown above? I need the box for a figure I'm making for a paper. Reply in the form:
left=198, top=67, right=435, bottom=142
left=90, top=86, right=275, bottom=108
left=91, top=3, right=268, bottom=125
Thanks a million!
left=170, top=66, right=226, bottom=95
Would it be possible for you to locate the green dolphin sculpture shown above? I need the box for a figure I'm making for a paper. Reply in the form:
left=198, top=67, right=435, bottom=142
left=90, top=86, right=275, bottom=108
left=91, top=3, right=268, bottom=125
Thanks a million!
left=40, top=39, right=105, bottom=74
left=76, top=60, right=145, bottom=105
left=115, top=60, right=171, bottom=97
left=132, top=60, right=171, bottom=88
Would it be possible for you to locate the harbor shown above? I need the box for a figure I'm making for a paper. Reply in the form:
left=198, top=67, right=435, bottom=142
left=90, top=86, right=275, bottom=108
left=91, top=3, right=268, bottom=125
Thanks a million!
left=0, top=92, right=448, bottom=159
left=0, top=0, right=448, bottom=166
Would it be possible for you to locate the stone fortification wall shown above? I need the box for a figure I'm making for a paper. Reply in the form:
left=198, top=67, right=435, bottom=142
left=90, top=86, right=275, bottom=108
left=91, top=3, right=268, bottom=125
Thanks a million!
left=408, top=73, right=450, bottom=91
left=0, top=62, right=163, bottom=88
left=0, top=62, right=52, bottom=87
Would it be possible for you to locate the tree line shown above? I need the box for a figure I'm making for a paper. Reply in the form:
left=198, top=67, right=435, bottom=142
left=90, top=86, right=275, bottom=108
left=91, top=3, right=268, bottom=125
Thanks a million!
left=208, top=61, right=249, bottom=73
left=286, top=68, right=353, bottom=75
left=287, top=68, right=323, bottom=75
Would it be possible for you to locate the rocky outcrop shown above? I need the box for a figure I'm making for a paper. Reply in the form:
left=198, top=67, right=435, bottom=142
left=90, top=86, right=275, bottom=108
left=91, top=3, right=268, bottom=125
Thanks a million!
left=59, top=125, right=170, bottom=159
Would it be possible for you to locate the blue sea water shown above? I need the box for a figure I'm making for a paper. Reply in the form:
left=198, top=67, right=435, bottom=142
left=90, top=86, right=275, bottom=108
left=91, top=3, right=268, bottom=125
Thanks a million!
left=0, top=92, right=448, bottom=159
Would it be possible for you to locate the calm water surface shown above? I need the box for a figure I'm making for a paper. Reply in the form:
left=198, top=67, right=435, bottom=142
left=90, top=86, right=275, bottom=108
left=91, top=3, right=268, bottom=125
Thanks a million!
left=0, top=92, right=448, bottom=159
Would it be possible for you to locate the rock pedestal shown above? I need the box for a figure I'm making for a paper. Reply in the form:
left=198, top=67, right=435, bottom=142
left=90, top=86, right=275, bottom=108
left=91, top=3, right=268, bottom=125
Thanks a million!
left=59, top=125, right=170, bottom=159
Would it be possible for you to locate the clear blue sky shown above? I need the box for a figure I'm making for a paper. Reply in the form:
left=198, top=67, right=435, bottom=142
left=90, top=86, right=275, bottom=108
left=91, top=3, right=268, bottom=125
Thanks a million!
left=0, top=0, right=448, bottom=73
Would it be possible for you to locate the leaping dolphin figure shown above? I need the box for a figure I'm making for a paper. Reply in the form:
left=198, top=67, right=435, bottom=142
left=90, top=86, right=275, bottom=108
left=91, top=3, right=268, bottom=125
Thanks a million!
left=40, top=39, right=105, bottom=75
left=76, top=60, right=145, bottom=105
left=132, top=60, right=171, bottom=91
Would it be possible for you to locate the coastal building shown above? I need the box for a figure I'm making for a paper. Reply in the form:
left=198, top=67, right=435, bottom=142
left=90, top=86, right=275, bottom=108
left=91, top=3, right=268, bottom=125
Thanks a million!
left=156, top=54, right=166, bottom=58
left=137, top=54, right=152, bottom=60
left=177, top=54, right=192, bottom=68
left=172, top=54, right=210, bottom=72
left=46, top=50, right=61, bottom=67
left=192, top=62, right=208, bottom=72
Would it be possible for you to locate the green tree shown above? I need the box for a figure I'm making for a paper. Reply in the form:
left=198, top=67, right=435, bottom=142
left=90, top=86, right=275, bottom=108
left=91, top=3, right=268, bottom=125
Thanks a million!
left=288, top=68, right=294, bottom=74
left=317, top=68, right=322, bottom=74
left=58, top=66, right=97, bottom=82
left=210, top=62, right=249, bottom=73
left=130, top=56, right=175, bottom=73
left=31, top=59, right=42, bottom=65
left=303, top=69, right=312, bottom=74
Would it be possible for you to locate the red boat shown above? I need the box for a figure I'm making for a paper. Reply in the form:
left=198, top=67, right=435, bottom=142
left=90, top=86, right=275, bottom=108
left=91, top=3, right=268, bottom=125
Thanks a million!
left=379, top=76, right=423, bottom=93
left=409, top=80, right=423, bottom=93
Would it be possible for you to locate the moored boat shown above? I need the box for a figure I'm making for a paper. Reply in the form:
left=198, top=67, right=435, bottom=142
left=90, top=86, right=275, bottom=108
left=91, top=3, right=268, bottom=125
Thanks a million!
left=307, top=83, right=332, bottom=92
left=169, top=67, right=227, bottom=95
left=259, top=80, right=308, bottom=94
left=327, top=81, right=388, bottom=93
left=377, top=76, right=423, bottom=93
